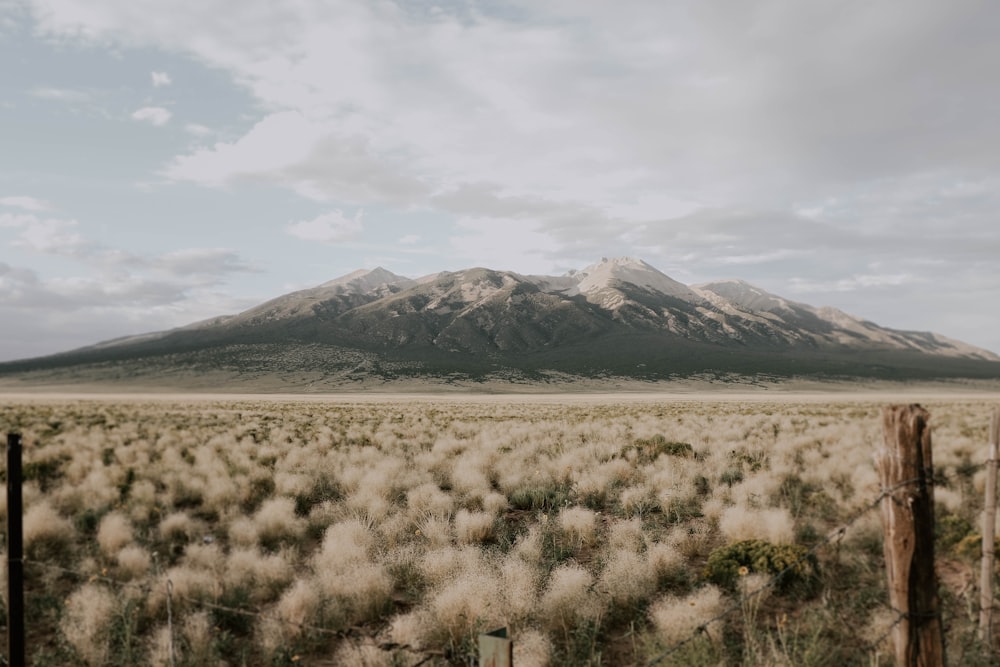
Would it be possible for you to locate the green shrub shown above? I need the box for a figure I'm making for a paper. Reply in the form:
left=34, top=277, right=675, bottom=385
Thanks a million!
left=704, top=539, right=819, bottom=595
left=632, top=435, right=694, bottom=459
left=937, top=513, right=975, bottom=553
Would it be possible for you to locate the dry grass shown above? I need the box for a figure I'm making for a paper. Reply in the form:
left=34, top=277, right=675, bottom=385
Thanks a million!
left=2, top=394, right=997, bottom=665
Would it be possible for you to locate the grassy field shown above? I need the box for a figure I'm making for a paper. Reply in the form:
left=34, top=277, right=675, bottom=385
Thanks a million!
left=1, top=393, right=998, bottom=666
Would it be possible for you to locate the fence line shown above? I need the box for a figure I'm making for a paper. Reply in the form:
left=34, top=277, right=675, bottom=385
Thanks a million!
left=21, top=461, right=992, bottom=667
left=9, top=429, right=997, bottom=666
left=21, top=557, right=445, bottom=662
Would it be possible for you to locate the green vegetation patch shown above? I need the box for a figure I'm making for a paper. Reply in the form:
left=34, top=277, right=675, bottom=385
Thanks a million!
left=704, top=539, right=819, bottom=595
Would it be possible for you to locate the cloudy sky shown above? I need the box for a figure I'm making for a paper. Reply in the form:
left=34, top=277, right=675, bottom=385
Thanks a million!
left=2, top=0, right=999, bottom=361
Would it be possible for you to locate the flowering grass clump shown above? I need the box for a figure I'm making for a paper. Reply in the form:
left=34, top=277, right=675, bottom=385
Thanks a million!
left=1, top=395, right=994, bottom=666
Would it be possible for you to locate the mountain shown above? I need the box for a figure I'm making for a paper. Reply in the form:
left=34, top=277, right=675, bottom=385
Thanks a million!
left=2, top=257, right=998, bottom=389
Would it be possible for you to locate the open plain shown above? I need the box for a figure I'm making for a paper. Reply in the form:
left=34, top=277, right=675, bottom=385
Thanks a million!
left=2, top=391, right=999, bottom=665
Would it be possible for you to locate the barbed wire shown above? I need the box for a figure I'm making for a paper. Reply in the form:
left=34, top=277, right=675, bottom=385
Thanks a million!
left=643, top=467, right=971, bottom=667
left=14, top=460, right=994, bottom=666
left=21, top=557, right=446, bottom=662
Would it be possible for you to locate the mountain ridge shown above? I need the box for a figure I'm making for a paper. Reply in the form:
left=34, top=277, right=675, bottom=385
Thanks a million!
left=2, top=257, right=998, bottom=390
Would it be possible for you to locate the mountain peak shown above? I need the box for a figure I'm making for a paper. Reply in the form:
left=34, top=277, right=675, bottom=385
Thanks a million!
left=575, top=256, right=698, bottom=300
left=319, top=266, right=411, bottom=291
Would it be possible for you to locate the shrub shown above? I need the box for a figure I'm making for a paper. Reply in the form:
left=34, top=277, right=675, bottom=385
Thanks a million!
left=719, top=506, right=794, bottom=544
left=61, top=584, right=117, bottom=666
left=454, top=509, right=494, bottom=544
left=631, top=435, right=694, bottom=460
left=97, top=512, right=133, bottom=556
left=23, top=500, right=74, bottom=561
left=704, top=539, right=818, bottom=595
left=558, top=506, right=597, bottom=548
left=649, top=584, right=724, bottom=644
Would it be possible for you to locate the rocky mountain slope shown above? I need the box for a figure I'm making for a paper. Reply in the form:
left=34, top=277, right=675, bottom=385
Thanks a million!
left=3, top=257, right=998, bottom=388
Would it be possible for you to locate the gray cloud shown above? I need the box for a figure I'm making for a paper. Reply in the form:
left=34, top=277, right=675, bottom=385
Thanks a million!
left=18, top=0, right=1000, bottom=354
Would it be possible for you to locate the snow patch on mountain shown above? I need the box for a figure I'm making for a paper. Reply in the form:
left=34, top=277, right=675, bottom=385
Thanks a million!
left=572, top=257, right=700, bottom=301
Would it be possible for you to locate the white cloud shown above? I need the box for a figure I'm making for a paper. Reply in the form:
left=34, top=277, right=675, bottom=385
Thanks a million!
left=151, top=70, right=172, bottom=87
left=131, top=106, right=172, bottom=126
left=28, top=85, right=90, bottom=102
left=0, top=212, right=36, bottom=227
left=184, top=123, right=211, bottom=136
left=398, top=234, right=420, bottom=245
left=0, top=196, right=51, bottom=211
left=789, top=273, right=921, bottom=293
left=11, top=215, right=88, bottom=255
left=286, top=210, right=363, bottom=243
left=449, top=217, right=561, bottom=275
left=153, top=247, right=258, bottom=276
left=165, top=111, right=323, bottom=187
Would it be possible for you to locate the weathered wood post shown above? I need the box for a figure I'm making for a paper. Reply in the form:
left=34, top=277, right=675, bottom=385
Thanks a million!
left=981, top=407, right=1000, bottom=647
left=7, top=433, right=25, bottom=667
left=479, top=627, right=512, bottom=667
left=876, top=405, right=945, bottom=667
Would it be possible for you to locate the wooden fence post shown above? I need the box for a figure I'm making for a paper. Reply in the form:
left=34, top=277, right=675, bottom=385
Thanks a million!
left=7, top=433, right=25, bottom=667
left=479, top=627, right=512, bottom=667
left=981, top=407, right=1000, bottom=647
left=876, top=405, right=945, bottom=667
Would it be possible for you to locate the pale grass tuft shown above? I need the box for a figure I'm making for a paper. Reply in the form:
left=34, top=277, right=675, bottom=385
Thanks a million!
left=332, top=641, right=394, bottom=667
left=500, top=556, right=539, bottom=622
left=128, top=479, right=158, bottom=523
left=182, top=610, right=214, bottom=665
left=406, top=482, right=454, bottom=518
left=148, top=565, right=220, bottom=615
left=159, top=511, right=195, bottom=542
left=316, top=518, right=375, bottom=565
left=346, top=487, right=391, bottom=520
left=558, top=506, right=597, bottom=547
left=23, top=501, right=73, bottom=553
left=256, top=616, right=286, bottom=659
left=183, top=543, right=224, bottom=571
left=315, top=563, right=393, bottom=623
left=276, top=577, right=321, bottom=631
left=512, top=525, right=544, bottom=564
left=699, top=496, right=726, bottom=523
left=253, top=496, right=306, bottom=544
left=97, top=512, right=133, bottom=557
left=388, top=610, right=431, bottom=649
left=620, top=484, right=655, bottom=517
left=115, top=544, right=151, bottom=579
left=420, top=546, right=482, bottom=585
left=454, top=509, right=494, bottom=544
left=649, top=585, right=725, bottom=644
left=647, top=542, right=684, bottom=578
left=225, top=548, right=293, bottom=601
left=147, top=625, right=174, bottom=667
left=513, top=628, right=553, bottom=667
left=719, top=506, right=794, bottom=544
left=428, top=569, right=502, bottom=643
left=599, top=549, right=655, bottom=604
left=450, top=454, right=491, bottom=498
left=539, top=563, right=598, bottom=631
left=313, top=520, right=392, bottom=623
left=227, top=516, right=259, bottom=547
left=481, top=491, right=509, bottom=516
left=416, top=515, right=452, bottom=548
left=607, top=518, right=645, bottom=552
left=61, top=583, right=117, bottom=666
